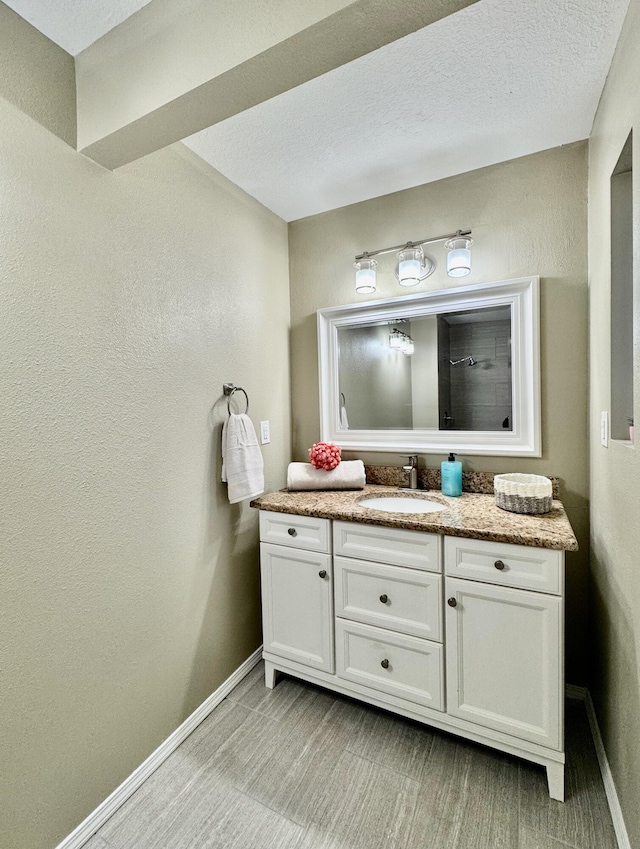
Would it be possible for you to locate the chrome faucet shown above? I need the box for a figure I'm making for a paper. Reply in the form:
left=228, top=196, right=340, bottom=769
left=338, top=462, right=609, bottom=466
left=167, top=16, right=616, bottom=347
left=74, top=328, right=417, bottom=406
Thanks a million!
left=401, top=455, right=419, bottom=490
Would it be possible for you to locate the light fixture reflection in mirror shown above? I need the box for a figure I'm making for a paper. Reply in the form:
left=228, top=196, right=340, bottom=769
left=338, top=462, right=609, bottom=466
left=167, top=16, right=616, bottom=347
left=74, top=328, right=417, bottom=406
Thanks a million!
left=389, top=328, right=404, bottom=350
left=389, top=328, right=414, bottom=356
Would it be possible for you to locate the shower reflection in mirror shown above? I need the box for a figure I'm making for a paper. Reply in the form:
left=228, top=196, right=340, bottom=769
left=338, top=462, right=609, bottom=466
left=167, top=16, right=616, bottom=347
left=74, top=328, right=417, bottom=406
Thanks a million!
left=337, top=305, right=512, bottom=432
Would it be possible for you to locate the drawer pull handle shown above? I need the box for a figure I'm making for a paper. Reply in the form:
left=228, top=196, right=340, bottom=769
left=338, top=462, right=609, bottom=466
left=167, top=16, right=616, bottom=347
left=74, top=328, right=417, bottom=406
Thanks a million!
left=318, top=570, right=327, bottom=579
left=494, top=560, right=505, bottom=571
left=447, top=597, right=457, bottom=608
left=379, top=594, right=389, bottom=604
left=380, top=659, right=390, bottom=670
left=287, top=528, right=297, bottom=537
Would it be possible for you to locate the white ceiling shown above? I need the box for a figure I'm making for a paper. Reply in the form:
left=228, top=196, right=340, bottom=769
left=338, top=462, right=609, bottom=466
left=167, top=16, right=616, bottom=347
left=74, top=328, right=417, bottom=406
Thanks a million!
left=185, top=0, right=630, bottom=221
left=3, top=0, right=631, bottom=221
left=4, top=0, right=153, bottom=55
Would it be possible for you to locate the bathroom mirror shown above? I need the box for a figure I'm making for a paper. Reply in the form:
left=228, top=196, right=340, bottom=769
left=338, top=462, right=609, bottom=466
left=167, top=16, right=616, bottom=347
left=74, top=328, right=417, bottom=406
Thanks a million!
left=317, top=276, right=540, bottom=456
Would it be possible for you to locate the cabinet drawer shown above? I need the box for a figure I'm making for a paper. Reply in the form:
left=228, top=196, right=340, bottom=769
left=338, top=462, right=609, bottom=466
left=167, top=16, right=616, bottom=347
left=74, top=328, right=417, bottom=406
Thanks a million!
left=259, top=511, right=331, bottom=553
left=444, top=537, right=563, bottom=595
left=333, top=521, right=441, bottom=572
left=335, top=556, right=442, bottom=641
left=335, top=619, right=444, bottom=711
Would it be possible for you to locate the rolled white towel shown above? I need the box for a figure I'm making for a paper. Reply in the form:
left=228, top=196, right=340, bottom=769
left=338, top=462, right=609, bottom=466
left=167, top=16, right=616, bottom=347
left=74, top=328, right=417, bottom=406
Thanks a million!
left=287, top=460, right=366, bottom=491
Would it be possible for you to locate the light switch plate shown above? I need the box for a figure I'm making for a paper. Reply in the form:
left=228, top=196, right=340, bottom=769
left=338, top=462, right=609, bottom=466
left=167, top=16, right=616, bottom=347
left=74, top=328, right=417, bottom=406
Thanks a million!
left=260, top=420, right=270, bottom=444
left=601, top=411, right=609, bottom=447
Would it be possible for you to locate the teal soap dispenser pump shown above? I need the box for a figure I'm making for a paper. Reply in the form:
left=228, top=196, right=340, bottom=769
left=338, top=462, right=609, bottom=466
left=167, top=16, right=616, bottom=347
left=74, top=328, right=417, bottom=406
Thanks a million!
left=441, top=452, right=462, bottom=497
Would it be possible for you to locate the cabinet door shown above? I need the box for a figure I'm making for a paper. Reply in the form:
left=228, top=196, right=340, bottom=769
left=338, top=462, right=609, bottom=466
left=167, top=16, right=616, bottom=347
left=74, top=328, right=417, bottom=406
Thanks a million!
left=260, top=543, right=334, bottom=673
left=445, top=578, right=562, bottom=750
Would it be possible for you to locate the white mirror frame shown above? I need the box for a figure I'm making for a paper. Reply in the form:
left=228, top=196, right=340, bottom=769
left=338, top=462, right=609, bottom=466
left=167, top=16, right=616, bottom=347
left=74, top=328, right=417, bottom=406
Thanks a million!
left=317, top=276, right=541, bottom=456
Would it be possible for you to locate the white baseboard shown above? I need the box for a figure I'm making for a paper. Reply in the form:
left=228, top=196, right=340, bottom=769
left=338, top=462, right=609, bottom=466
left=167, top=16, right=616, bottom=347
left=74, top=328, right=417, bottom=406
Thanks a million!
left=55, top=646, right=263, bottom=849
left=565, top=683, right=631, bottom=849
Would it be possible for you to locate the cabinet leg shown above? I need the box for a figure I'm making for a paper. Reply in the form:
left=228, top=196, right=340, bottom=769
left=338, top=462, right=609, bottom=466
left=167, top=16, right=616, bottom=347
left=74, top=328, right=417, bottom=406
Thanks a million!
left=264, top=661, right=278, bottom=690
left=546, top=762, right=565, bottom=802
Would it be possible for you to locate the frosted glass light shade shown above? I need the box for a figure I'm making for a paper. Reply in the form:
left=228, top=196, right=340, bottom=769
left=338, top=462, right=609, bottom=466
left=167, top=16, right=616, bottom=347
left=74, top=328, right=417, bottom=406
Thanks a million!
left=397, top=247, right=423, bottom=286
left=389, top=329, right=404, bottom=349
left=445, top=236, right=473, bottom=278
left=402, top=337, right=415, bottom=356
left=354, top=257, right=377, bottom=293
left=447, top=248, right=471, bottom=277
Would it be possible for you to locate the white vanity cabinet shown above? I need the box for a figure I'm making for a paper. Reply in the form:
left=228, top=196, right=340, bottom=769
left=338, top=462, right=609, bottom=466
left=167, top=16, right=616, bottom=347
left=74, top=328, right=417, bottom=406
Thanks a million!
left=259, top=512, right=566, bottom=801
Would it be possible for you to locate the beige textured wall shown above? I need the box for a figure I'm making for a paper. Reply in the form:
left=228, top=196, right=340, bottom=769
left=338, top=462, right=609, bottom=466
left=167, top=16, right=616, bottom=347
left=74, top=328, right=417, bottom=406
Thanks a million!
left=289, top=143, right=589, bottom=682
left=0, top=1, right=75, bottom=147
left=0, top=100, right=290, bottom=849
left=588, top=1, right=640, bottom=845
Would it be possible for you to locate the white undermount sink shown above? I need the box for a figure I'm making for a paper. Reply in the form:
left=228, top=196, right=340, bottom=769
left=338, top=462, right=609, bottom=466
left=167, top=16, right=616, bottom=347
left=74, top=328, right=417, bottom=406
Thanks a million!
left=358, top=495, right=447, bottom=514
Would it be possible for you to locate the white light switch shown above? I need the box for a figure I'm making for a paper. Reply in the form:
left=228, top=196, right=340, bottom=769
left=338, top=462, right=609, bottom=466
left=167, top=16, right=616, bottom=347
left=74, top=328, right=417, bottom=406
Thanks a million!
left=260, top=420, right=271, bottom=444
left=601, top=411, right=609, bottom=447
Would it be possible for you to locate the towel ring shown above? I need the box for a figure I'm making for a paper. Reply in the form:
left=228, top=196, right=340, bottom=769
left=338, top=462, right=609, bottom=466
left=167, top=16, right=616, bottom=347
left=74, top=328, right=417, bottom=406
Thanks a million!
left=223, top=383, right=249, bottom=415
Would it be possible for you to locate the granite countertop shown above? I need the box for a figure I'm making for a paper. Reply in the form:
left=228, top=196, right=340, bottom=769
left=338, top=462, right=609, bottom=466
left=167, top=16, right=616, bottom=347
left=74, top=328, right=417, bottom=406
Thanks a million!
left=251, top=485, right=579, bottom=551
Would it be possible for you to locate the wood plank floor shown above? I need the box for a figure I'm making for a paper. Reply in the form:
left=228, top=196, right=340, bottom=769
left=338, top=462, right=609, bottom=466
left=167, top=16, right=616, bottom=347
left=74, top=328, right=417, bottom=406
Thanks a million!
left=88, top=663, right=618, bottom=849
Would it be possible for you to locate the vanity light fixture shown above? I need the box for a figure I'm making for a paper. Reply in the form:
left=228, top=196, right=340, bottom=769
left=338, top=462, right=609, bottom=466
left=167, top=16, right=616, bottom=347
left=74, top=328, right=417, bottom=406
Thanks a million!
left=354, top=229, right=472, bottom=293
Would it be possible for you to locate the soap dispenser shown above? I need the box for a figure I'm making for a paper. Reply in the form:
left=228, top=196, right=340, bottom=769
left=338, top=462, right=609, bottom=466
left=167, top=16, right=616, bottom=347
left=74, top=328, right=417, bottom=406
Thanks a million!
left=441, top=452, right=462, bottom=497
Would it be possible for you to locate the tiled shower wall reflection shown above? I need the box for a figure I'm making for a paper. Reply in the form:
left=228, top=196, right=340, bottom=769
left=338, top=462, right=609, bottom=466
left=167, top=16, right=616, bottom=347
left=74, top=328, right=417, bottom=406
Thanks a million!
left=440, top=319, right=512, bottom=431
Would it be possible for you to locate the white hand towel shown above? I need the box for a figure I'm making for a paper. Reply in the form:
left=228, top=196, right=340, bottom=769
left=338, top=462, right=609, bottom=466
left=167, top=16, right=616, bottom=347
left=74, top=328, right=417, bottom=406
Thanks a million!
left=287, top=460, right=366, bottom=491
left=340, top=405, right=349, bottom=429
left=221, top=413, right=264, bottom=504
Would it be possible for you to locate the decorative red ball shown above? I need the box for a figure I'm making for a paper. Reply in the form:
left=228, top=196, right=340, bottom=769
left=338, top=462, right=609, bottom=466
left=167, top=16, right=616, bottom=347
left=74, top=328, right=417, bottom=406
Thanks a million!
left=308, top=442, right=341, bottom=471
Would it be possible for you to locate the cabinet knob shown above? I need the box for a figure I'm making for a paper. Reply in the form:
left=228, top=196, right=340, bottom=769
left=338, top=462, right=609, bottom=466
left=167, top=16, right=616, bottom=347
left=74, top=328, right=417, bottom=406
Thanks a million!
left=494, top=560, right=505, bottom=571
left=379, top=594, right=389, bottom=604
left=318, top=570, right=327, bottom=579
left=287, top=528, right=297, bottom=537
left=447, top=597, right=457, bottom=608
left=380, top=658, right=390, bottom=669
